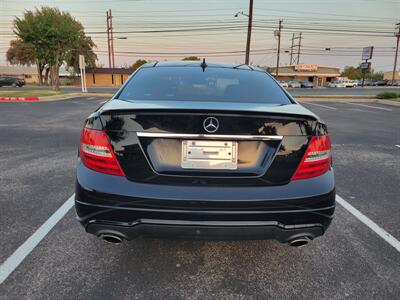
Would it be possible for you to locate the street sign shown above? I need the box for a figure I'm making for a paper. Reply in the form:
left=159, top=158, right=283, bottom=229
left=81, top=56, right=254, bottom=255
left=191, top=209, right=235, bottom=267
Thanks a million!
left=78, top=55, right=87, bottom=92
left=360, top=62, right=371, bottom=70
left=362, top=46, right=374, bottom=60
left=79, top=55, right=85, bottom=69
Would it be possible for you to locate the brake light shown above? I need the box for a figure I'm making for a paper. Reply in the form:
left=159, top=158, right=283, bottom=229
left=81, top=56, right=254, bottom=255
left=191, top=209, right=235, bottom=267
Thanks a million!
left=79, top=128, right=125, bottom=176
left=291, top=135, right=332, bottom=180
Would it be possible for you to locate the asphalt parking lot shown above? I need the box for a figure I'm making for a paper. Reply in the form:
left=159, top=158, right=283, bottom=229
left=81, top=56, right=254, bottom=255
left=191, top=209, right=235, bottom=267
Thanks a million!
left=0, top=97, right=399, bottom=299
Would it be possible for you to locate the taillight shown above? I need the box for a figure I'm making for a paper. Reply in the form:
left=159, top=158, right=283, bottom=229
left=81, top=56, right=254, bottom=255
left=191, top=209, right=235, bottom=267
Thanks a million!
left=79, top=128, right=125, bottom=176
left=291, top=135, right=332, bottom=180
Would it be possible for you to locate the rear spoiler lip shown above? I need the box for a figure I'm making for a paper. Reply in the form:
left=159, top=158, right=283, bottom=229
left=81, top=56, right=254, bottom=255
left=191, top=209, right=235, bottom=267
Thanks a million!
left=99, top=99, right=319, bottom=121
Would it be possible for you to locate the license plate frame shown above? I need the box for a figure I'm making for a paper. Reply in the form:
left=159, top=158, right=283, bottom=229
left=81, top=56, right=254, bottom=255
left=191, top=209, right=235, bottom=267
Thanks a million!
left=181, top=140, right=238, bottom=170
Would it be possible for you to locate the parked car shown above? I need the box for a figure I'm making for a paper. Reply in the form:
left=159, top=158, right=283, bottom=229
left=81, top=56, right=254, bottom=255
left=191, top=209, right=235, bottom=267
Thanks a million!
left=345, top=80, right=358, bottom=88
left=360, top=80, right=374, bottom=86
left=343, top=80, right=357, bottom=88
left=374, top=80, right=389, bottom=86
left=328, top=81, right=346, bottom=88
left=75, top=61, right=335, bottom=247
left=0, top=76, right=25, bottom=87
left=288, top=81, right=301, bottom=88
left=278, top=81, right=288, bottom=88
left=299, top=81, right=314, bottom=88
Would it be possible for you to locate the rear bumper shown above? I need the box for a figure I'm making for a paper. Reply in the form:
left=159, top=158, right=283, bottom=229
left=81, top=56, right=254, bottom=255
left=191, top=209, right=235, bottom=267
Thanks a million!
left=85, top=220, right=325, bottom=243
left=75, top=163, right=335, bottom=242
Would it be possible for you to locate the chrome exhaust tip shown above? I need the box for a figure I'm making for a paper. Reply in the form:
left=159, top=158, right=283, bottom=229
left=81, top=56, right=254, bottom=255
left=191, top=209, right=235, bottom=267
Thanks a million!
left=99, top=234, right=123, bottom=244
left=288, top=237, right=311, bottom=247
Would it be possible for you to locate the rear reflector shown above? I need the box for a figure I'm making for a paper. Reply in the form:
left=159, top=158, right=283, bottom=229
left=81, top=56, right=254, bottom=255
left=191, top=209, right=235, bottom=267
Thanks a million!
left=80, top=128, right=125, bottom=176
left=291, top=135, right=332, bottom=180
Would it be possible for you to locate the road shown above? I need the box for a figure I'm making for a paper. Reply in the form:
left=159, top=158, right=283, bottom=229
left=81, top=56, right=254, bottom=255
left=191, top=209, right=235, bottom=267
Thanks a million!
left=1, top=85, right=400, bottom=96
left=0, top=97, right=399, bottom=299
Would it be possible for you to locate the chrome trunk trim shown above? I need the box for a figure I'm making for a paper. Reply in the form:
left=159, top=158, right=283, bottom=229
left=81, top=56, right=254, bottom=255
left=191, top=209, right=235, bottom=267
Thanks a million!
left=136, top=132, right=283, bottom=141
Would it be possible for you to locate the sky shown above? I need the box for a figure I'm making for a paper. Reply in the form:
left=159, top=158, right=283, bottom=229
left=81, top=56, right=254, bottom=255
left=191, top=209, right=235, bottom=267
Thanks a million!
left=0, top=0, right=399, bottom=71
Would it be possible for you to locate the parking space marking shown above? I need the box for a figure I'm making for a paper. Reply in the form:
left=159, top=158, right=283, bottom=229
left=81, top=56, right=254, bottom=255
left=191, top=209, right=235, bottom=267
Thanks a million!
left=395, top=145, right=400, bottom=148
left=336, top=195, right=400, bottom=253
left=344, top=102, right=393, bottom=111
left=0, top=194, right=74, bottom=284
left=303, top=102, right=337, bottom=110
left=1, top=193, right=399, bottom=285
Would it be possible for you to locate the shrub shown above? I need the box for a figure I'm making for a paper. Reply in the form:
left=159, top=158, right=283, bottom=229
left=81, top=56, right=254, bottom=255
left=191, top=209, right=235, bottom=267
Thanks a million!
left=376, top=92, right=400, bottom=99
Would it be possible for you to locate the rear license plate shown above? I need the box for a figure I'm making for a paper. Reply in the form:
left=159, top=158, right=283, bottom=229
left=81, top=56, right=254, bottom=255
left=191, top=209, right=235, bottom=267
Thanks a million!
left=181, top=140, right=238, bottom=170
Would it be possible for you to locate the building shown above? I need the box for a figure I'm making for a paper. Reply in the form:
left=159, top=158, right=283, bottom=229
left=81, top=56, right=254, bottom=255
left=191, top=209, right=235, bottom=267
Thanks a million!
left=268, top=64, right=340, bottom=87
left=0, top=66, right=38, bottom=84
left=85, top=68, right=134, bottom=87
left=0, top=65, right=73, bottom=84
left=383, top=70, right=400, bottom=81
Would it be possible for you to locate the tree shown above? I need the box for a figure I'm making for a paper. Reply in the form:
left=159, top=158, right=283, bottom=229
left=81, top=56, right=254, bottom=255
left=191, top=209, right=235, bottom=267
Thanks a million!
left=341, top=65, right=384, bottom=81
left=65, top=34, right=97, bottom=74
left=6, top=40, right=35, bottom=66
left=131, top=59, right=147, bottom=70
left=13, top=7, right=96, bottom=91
left=6, top=40, right=47, bottom=85
left=341, top=66, right=362, bottom=80
left=182, top=56, right=200, bottom=61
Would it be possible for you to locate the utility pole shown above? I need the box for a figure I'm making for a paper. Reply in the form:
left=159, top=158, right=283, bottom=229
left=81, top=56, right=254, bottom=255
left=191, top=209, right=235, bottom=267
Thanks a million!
left=290, top=33, right=295, bottom=65
left=296, top=32, right=302, bottom=64
left=391, top=22, right=400, bottom=85
left=106, top=9, right=115, bottom=68
left=245, top=0, right=254, bottom=65
left=106, top=10, right=111, bottom=68
left=275, top=20, right=283, bottom=79
left=289, top=33, right=302, bottom=65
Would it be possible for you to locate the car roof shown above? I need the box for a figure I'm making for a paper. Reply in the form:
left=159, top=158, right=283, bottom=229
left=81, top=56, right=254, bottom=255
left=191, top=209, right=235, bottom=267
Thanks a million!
left=140, top=60, right=266, bottom=72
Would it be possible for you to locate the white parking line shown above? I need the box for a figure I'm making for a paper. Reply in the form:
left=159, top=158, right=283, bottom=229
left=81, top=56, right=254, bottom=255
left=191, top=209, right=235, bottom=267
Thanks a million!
left=304, top=102, right=337, bottom=110
left=0, top=194, right=74, bottom=284
left=344, top=102, right=392, bottom=111
left=395, top=145, right=400, bottom=148
left=1, top=193, right=399, bottom=284
left=336, top=195, right=400, bottom=253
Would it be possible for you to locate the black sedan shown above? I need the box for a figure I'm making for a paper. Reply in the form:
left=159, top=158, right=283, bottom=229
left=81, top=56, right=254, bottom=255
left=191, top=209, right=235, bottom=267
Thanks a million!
left=75, top=61, right=335, bottom=247
left=0, top=76, right=25, bottom=87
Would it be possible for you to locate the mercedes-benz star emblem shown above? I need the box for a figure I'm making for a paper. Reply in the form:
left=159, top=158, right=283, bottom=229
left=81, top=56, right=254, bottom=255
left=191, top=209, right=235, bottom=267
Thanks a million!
left=203, top=117, right=219, bottom=133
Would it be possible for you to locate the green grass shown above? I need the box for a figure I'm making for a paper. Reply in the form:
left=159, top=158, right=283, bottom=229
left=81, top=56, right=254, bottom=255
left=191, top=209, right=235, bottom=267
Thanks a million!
left=0, top=90, right=70, bottom=98
left=376, top=92, right=400, bottom=100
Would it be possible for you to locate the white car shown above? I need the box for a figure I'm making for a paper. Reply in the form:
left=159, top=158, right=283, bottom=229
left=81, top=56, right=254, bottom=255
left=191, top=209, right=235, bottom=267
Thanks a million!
left=279, top=81, right=288, bottom=88
left=328, top=81, right=346, bottom=88
left=288, top=81, right=301, bottom=88
left=344, top=80, right=357, bottom=88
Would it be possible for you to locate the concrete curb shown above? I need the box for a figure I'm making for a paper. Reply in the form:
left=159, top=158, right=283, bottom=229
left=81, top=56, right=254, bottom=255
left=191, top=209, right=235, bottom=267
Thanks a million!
left=36, top=92, right=113, bottom=102
left=0, top=93, right=112, bottom=102
left=0, top=97, right=39, bottom=101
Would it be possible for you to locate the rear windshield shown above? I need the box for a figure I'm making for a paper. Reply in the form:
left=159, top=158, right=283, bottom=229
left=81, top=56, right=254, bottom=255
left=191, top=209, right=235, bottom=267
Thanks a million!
left=117, top=66, right=292, bottom=104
